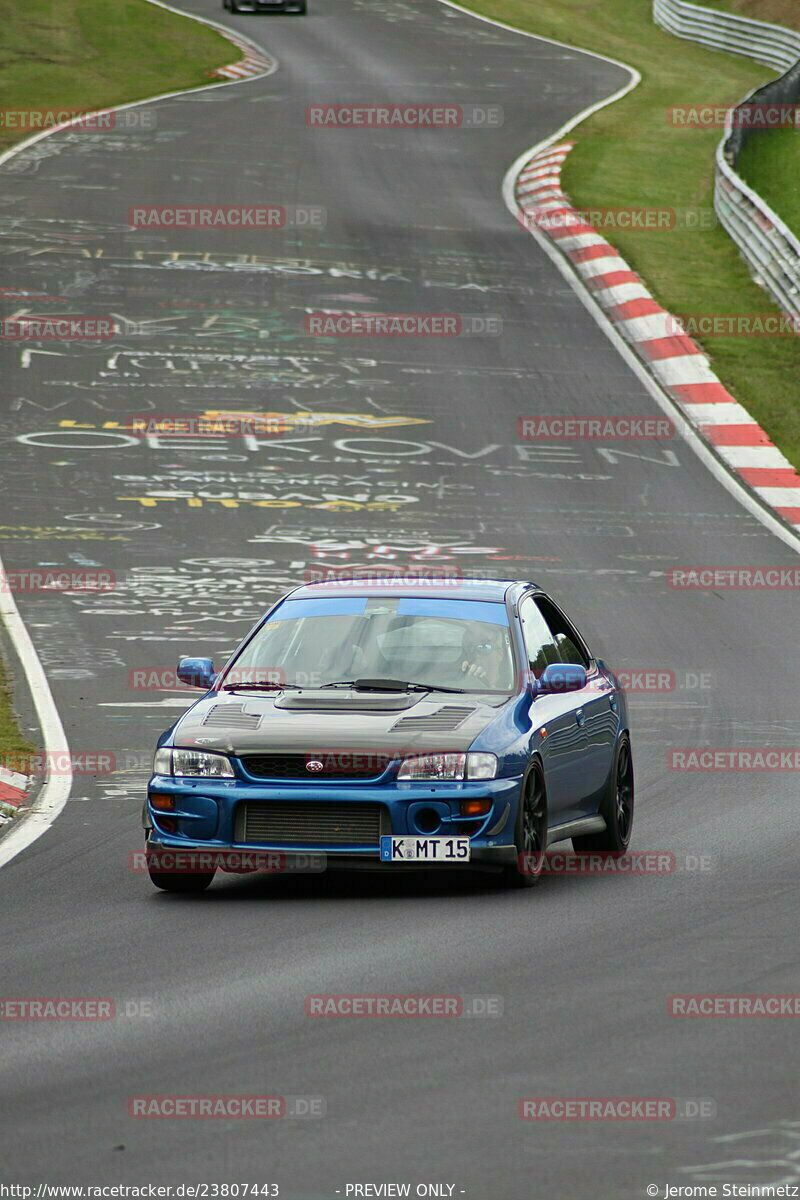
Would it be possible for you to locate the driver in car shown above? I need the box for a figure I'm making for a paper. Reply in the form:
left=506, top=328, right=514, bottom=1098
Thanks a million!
left=460, top=630, right=512, bottom=689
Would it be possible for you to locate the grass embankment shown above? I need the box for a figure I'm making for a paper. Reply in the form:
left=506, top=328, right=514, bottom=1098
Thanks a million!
left=699, top=0, right=800, bottom=29
left=705, top=0, right=800, bottom=232
left=739, top=129, right=800, bottom=242
left=0, top=0, right=236, bottom=154
left=458, top=0, right=800, bottom=470
left=0, top=651, right=37, bottom=815
left=705, top=0, right=800, bottom=234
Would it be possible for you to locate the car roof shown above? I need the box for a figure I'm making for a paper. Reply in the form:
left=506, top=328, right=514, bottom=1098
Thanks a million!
left=287, top=578, right=539, bottom=603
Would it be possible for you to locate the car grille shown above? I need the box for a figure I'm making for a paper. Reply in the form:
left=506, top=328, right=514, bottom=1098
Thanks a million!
left=240, top=753, right=392, bottom=780
left=235, top=801, right=390, bottom=846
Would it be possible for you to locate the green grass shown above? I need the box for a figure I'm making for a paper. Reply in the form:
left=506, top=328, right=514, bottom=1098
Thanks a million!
left=698, top=0, right=800, bottom=29
left=457, top=0, right=800, bottom=471
left=0, top=0, right=236, bottom=154
left=0, top=649, right=37, bottom=816
left=739, top=126, right=800, bottom=237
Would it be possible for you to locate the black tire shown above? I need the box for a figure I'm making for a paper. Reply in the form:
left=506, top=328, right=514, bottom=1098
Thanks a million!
left=148, top=867, right=215, bottom=893
left=146, top=849, right=216, bottom=893
left=572, top=734, right=634, bottom=854
left=498, top=764, right=547, bottom=888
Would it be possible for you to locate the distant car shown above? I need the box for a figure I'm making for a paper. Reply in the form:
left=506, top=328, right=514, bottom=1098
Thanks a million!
left=223, top=0, right=306, bottom=12
left=143, top=578, right=633, bottom=892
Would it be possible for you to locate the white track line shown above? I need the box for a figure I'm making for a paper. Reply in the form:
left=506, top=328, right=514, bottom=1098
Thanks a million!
left=0, top=4, right=279, bottom=867
left=0, top=573, right=71, bottom=868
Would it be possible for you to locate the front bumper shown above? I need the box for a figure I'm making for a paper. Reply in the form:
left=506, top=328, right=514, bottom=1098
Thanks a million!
left=237, top=1, right=304, bottom=9
left=144, top=774, right=522, bottom=865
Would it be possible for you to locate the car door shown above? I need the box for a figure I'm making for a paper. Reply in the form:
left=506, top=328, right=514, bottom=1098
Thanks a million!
left=535, top=596, right=620, bottom=815
left=518, top=595, right=587, bottom=825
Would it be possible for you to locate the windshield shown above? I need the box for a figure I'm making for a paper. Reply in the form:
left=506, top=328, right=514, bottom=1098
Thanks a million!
left=225, top=596, right=516, bottom=693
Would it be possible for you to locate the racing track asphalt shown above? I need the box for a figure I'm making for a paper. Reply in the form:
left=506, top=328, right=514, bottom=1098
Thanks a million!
left=0, top=1, right=798, bottom=1195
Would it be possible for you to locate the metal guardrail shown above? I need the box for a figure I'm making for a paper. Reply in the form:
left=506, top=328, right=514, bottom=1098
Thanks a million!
left=654, top=0, right=800, bottom=315
left=653, top=0, right=800, bottom=71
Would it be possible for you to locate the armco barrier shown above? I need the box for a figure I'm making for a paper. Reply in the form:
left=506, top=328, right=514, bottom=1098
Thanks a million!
left=654, top=0, right=800, bottom=316
left=653, top=0, right=800, bottom=71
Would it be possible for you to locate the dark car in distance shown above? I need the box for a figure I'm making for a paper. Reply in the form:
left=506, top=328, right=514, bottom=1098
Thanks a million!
left=223, top=0, right=306, bottom=13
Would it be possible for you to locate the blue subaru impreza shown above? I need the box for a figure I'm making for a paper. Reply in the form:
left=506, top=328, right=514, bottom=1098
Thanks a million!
left=143, top=578, right=633, bottom=892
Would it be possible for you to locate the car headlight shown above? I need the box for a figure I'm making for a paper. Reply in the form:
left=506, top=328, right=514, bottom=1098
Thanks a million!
left=153, top=747, right=235, bottom=778
left=397, top=752, right=498, bottom=781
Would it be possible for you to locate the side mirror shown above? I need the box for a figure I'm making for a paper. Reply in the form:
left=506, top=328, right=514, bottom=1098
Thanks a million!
left=532, top=663, right=587, bottom=695
left=177, top=656, right=216, bottom=690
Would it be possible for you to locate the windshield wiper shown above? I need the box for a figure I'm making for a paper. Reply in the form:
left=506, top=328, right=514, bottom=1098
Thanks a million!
left=221, top=681, right=300, bottom=691
left=319, top=678, right=409, bottom=692
left=319, top=678, right=467, bottom=694
left=404, top=682, right=468, bottom=694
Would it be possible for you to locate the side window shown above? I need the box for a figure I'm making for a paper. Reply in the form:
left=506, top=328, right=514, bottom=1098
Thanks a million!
left=536, top=598, right=590, bottom=669
left=518, top=596, right=560, bottom=675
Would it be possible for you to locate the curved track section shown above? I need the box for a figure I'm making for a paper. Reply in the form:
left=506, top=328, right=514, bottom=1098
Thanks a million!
left=1, top=1, right=798, bottom=1195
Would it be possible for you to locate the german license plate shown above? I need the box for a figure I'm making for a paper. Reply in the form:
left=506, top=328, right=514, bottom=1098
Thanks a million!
left=380, top=836, right=471, bottom=862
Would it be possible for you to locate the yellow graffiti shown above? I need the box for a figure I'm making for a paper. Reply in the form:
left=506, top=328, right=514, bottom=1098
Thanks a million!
left=0, top=526, right=129, bottom=540
left=117, top=497, right=408, bottom=512
left=57, top=411, right=430, bottom=432
left=203, top=410, right=431, bottom=429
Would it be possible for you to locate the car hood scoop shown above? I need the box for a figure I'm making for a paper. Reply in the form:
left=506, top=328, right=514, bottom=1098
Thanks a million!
left=390, top=705, right=474, bottom=732
left=202, top=703, right=262, bottom=730
left=272, top=689, right=421, bottom=713
left=172, top=693, right=501, bottom=756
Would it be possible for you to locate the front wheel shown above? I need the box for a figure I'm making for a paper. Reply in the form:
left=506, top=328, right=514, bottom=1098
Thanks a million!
left=498, top=766, right=547, bottom=888
left=147, top=850, right=216, bottom=893
left=573, top=734, right=634, bottom=854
